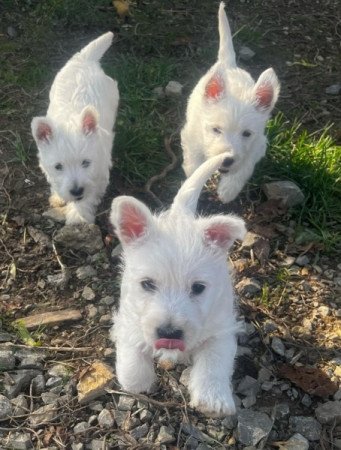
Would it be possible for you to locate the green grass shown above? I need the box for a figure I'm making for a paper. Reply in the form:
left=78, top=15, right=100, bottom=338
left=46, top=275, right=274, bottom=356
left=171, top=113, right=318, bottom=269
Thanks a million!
left=255, top=114, right=341, bottom=248
left=105, top=55, right=181, bottom=184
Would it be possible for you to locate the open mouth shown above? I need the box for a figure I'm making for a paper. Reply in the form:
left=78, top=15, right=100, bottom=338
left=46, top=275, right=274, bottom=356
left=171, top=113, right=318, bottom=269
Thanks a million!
left=155, top=338, right=185, bottom=351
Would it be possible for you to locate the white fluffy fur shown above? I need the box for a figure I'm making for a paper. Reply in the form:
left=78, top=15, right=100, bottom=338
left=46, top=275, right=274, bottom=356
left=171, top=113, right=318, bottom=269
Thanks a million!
left=31, top=32, right=119, bottom=224
left=110, top=153, right=246, bottom=417
left=181, top=2, right=280, bottom=203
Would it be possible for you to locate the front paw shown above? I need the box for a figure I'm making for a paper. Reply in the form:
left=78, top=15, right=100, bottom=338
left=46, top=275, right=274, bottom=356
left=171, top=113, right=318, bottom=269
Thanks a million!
left=189, top=383, right=236, bottom=417
left=65, top=205, right=94, bottom=225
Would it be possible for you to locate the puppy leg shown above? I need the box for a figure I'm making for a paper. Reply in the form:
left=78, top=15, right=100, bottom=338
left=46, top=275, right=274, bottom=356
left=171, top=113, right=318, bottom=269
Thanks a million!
left=65, top=200, right=96, bottom=224
left=49, top=192, right=66, bottom=208
left=189, top=333, right=237, bottom=416
left=116, top=342, right=156, bottom=394
left=181, top=130, right=205, bottom=178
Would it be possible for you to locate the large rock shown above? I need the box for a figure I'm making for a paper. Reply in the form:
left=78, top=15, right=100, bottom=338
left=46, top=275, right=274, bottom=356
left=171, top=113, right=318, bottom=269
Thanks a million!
left=315, top=400, right=341, bottom=425
left=0, top=394, right=12, bottom=419
left=0, top=349, right=16, bottom=370
left=54, top=224, right=103, bottom=254
left=29, top=404, right=58, bottom=427
left=278, top=433, right=309, bottom=450
left=77, top=361, right=114, bottom=404
left=98, top=408, right=115, bottom=428
left=262, top=181, right=304, bottom=207
left=7, top=432, right=32, bottom=450
left=237, top=409, right=272, bottom=446
left=289, top=416, right=321, bottom=441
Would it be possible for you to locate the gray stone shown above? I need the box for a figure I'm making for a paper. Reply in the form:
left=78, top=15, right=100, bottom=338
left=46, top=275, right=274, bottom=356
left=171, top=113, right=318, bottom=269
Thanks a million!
left=241, top=232, right=261, bottom=250
left=280, top=256, right=296, bottom=267
left=0, top=394, right=13, bottom=419
left=99, top=314, right=111, bottom=324
left=82, top=286, right=96, bottom=301
left=46, top=376, right=63, bottom=388
left=140, top=409, right=152, bottom=422
left=88, top=414, right=97, bottom=425
left=263, top=319, right=278, bottom=334
left=11, top=394, right=28, bottom=416
left=54, top=224, right=103, bottom=254
left=76, top=265, right=97, bottom=280
left=237, top=376, right=259, bottom=396
left=289, top=416, right=321, bottom=441
left=239, top=45, right=255, bottom=60
left=301, top=394, right=312, bottom=408
left=91, top=440, right=108, bottom=450
left=334, top=388, right=341, bottom=401
left=315, top=400, right=341, bottom=425
left=89, top=401, right=103, bottom=412
left=0, top=349, right=15, bottom=370
left=258, top=367, right=273, bottom=383
left=165, top=80, right=183, bottom=96
left=222, top=415, right=237, bottom=430
left=156, top=425, right=175, bottom=444
left=4, top=369, right=40, bottom=398
left=182, top=423, right=215, bottom=444
left=275, top=403, right=290, bottom=419
left=41, top=392, right=59, bottom=405
left=242, top=394, right=257, bottom=408
left=271, top=337, right=286, bottom=356
left=295, top=255, right=310, bottom=266
left=48, top=364, right=70, bottom=378
left=279, top=433, right=309, bottom=450
left=317, top=305, right=330, bottom=317
left=180, top=367, right=191, bottom=387
left=31, top=374, right=46, bottom=395
left=117, top=395, right=135, bottom=411
left=9, top=432, right=32, bottom=450
left=114, top=409, right=129, bottom=427
left=29, top=404, right=58, bottom=427
left=71, top=444, right=84, bottom=450
left=325, top=83, right=341, bottom=95
left=98, top=408, right=115, bottom=428
left=0, top=331, right=15, bottom=342
left=100, top=296, right=115, bottom=306
left=130, top=423, right=149, bottom=440
left=263, top=181, right=304, bottom=207
left=86, top=304, right=98, bottom=319
left=237, top=409, right=273, bottom=446
left=73, top=421, right=89, bottom=434
left=152, top=86, right=165, bottom=98
left=236, top=277, right=262, bottom=297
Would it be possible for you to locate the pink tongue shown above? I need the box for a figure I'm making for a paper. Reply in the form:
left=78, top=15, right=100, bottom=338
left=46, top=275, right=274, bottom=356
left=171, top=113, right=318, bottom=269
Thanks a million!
left=155, top=338, right=185, bottom=351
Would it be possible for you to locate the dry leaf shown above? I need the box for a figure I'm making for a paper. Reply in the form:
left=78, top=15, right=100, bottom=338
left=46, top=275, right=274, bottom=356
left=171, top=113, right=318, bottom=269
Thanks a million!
left=113, top=0, right=130, bottom=20
left=278, top=363, right=338, bottom=398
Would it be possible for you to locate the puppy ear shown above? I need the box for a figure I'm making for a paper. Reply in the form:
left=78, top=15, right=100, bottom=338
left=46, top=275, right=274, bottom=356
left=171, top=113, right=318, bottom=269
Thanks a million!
left=110, top=196, right=153, bottom=245
left=31, top=117, right=54, bottom=145
left=204, top=71, right=225, bottom=102
left=254, top=68, right=280, bottom=112
left=199, top=215, right=246, bottom=251
left=81, top=106, right=99, bottom=135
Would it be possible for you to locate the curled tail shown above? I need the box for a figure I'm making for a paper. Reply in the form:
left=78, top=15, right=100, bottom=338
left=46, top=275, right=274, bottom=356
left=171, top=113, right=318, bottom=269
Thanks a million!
left=78, top=31, right=113, bottom=62
left=171, top=153, right=229, bottom=215
left=218, top=2, right=236, bottom=68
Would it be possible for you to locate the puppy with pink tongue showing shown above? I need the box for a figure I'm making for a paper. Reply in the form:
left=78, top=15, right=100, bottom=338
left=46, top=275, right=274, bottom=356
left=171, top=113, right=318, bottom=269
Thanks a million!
left=110, top=153, right=246, bottom=417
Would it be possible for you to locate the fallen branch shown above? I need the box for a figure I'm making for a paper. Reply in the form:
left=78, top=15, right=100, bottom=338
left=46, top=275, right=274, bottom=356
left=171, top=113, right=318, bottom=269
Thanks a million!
left=3, top=343, right=92, bottom=353
left=143, top=136, right=179, bottom=207
left=106, top=388, right=183, bottom=409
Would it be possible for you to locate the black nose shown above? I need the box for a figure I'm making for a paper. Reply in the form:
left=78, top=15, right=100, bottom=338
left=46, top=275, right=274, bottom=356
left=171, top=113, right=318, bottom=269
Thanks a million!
left=157, top=326, right=183, bottom=340
left=222, top=157, right=234, bottom=168
left=70, top=186, right=84, bottom=197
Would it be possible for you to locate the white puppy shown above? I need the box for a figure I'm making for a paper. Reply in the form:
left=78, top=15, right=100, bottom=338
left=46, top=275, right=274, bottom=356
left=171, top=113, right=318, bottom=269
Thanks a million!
left=181, top=2, right=280, bottom=203
left=31, top=32, right=119, bottom=224
left=110, top=153, right=246, bottom=417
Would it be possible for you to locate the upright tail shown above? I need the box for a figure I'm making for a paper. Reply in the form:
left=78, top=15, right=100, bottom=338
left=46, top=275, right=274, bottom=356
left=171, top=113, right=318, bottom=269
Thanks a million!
left=78, top=31, right=114, bottom=62
left=218, top=2, right=236, bottom=68
left=171, top=153, right=229, bottom=215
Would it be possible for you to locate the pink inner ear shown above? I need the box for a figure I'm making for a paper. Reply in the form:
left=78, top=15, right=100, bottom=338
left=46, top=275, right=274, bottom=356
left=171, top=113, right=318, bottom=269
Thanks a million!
left=82, top=111, right=97, bottom=135
left=205, top=74, right=225, bottom=100
left=119, top=203, right=147, bottom=243
left=255, top=84, right=273, bottom=109
left=205, top=223, right=231, bottom=247
left=37, top=122, right=52, bottom=142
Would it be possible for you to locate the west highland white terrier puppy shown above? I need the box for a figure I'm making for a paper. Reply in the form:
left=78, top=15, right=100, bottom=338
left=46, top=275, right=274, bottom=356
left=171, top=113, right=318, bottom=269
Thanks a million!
left=181, top=2, right=280, bottom=204
left=110, top=153, right=246, bottom=416
left=31, top=32, right=119, bottom=224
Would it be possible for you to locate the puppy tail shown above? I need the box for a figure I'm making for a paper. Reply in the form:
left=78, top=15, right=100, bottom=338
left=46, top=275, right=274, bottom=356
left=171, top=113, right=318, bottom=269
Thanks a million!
left=78, top=32, right=114, bottom=62
left=171, top=153, right=228, bottom=215
left=218, top=2, right=236, bottom=68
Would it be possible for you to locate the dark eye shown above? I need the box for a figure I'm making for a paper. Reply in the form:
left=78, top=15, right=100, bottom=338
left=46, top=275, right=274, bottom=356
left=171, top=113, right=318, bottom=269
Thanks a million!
left=191, top=282, right=206, bottom=296
left=82, top=159, right=91, bottom=168
left=141, top=278, right=157, bottom=292
left=242, top=130, right=252, bottom=138
left=213, top=127, right=222, bottom=135
left=55, top=163, right=63, bottom=171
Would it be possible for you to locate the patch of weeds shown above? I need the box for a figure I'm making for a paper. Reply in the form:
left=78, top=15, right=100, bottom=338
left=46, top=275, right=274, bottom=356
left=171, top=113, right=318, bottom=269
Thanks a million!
left=106, top=55, right=181, bottom=184
left=12, top=320, right=43, bottom=347
left=5, top=132, right=31, bottom=165
left=234, top=25, right=262, bottom=46
left=254, top=113, right=341, bottom=249
left=259, top=283, right=270, bottom=306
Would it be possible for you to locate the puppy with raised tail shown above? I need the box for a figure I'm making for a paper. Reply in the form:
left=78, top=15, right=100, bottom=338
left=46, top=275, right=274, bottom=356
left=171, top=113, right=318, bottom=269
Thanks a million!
left=181, top=2, right=280, bottom=203
left=31, top=32, right=119, bottom=224
left=110, top=153, right=246, bottom=417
